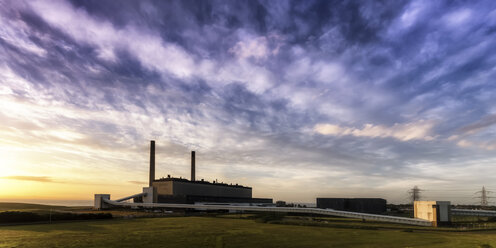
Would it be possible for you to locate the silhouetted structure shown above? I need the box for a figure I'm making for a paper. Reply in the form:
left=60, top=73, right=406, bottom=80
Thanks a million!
left=149, top=140, right=155, bottom=187
left=408, top=186, right=422, bottom=204
left=316, top=198, right=387, bottom=214
left=143, top=141, right=272, bottom=205
left=191, top=151, right=195, bottom=182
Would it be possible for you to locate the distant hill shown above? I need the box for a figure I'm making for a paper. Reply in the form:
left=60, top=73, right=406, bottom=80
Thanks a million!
left=0, top=202, right=70, bottom=211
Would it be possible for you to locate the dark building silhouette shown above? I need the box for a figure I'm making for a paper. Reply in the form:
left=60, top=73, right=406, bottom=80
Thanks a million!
left=316, top=198, right=387, bottom=214
left=140, top=141, right=272, bottom=205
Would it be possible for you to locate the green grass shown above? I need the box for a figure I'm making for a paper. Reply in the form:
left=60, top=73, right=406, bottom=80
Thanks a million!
left=1, top=203, right=495, bottom=247
left=1, top=217, right=496, bottom=248
left=269, top=215, right=496, bottom=231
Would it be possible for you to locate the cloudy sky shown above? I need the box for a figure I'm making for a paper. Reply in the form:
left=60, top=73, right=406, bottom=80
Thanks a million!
left=1, top=0, right=496, bottom=204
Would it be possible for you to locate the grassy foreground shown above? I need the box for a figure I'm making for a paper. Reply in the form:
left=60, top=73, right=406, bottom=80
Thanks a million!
left=1, top=216, right=496, bottom=248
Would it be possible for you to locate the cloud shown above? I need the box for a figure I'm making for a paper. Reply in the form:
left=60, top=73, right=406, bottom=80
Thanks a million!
left=229, top=32, right=284, bottom=61
left=0, top=13, right=47, bottom=57
left=285, top=56, right=345, bottom=85
left=445, top=114, right=496, bottom=150
left=1, top=176, right=54, bottom=182
left=28, top=0, right=196, bottom=79
left=398, top=0, right=426, bottom=29
left=128, top=181, right=147, bottom=185
left=443, top=8, right=472, bottom=27
left=458, top=114, right=496, bottom=135
left=314, top=120, right=436, bottom=141
left=456, top=139, right=496, bottom=151
left=26, top=0, right=277, bottom=95
left=230, top=36, right=269, bottom=60
left=0, top=0, right=496, bottom=203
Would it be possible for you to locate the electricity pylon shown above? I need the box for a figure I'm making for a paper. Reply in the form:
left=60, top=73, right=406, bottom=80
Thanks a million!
left=475, top=186, right=493, bottom=207
left=408, top=185, right=422, bottom=204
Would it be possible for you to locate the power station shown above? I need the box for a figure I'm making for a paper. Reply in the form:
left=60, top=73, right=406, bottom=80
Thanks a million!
left=136, top=141, right=272, bottom=205
left=94, top=141, right=496, bottom=227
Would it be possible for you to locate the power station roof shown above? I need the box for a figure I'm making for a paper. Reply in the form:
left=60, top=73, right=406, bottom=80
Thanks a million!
left=154, top=177, right=252, bottom=189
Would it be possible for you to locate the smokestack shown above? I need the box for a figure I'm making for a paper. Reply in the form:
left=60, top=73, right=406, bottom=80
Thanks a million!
left=149, top=140, right=155, bottom=187
left=191, top=151, right=195, bottom=181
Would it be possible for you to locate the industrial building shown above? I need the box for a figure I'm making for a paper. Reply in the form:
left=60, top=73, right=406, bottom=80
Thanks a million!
left=139, top=141, right=272, bottom=205
left=414, top=201, right=451, bottom=227
left=316, top=198, right=387, bottom=214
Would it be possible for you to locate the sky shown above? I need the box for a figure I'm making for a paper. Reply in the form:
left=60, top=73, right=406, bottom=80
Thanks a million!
left=1, top=0, right=496, bottom=205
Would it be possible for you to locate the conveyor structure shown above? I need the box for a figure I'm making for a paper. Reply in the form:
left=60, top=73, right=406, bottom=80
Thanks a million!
left=96, top=193, right=432, bottom=227
left=452, top=209, right=496, bottom=217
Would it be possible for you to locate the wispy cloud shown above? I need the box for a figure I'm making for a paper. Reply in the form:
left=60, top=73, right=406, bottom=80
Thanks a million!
left=28, top=0, right=196, bottom=79
left=230, top=36, right=269, bottom=60
left=314, top=120, right=436, bottom=141
left=128, top=181, right=147, bottom=185
left=458, top=114, right=496, bottom=135
left=443, top=8, right=472, bottom=27
left=1, top=176, right=55, bottom=183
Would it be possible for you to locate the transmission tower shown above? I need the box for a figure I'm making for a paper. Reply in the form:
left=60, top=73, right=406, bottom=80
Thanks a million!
left=475, top=186, right=493, bottom=207
left=408, top=185, right=422, bottom=204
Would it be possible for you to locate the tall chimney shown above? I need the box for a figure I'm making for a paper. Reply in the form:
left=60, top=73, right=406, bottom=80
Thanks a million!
left=191, top=151, right=195, bottom=182
left=149, top=140, right=155, bottom=187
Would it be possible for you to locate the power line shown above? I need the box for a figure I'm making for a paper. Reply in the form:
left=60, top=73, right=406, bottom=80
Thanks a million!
left=422, top=189, right=480, bottom=192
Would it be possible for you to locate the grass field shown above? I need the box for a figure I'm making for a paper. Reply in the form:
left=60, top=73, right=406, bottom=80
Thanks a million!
left=1, top=216, right=496, bottom=248
left=1, top=203, right=496, bottom=247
